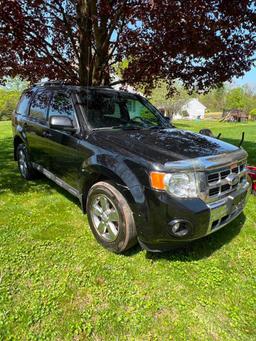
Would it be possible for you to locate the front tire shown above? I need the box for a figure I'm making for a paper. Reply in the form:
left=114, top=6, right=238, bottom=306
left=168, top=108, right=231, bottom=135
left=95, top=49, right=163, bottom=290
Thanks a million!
left=86, top=181, right=137, bottom=253
left=17, top=144, right=37, bottom=180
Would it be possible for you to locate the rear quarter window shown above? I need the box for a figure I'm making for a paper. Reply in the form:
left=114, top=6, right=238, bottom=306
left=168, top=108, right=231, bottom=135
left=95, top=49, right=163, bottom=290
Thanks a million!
left=29, top=90, right=51, bottom=122
left=16, top=90, right=34, bottom=116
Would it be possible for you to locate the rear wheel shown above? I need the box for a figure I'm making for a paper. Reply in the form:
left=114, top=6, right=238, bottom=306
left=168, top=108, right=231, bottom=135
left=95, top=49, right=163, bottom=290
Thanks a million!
left=86, top=181, right=137, bottom=253
left=17, top=144, right=37, bottom=180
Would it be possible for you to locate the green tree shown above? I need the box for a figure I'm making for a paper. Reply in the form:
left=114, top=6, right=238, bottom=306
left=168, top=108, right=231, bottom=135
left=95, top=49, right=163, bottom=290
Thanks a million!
left=0, top=77, right=28, bottom=121
left=199, top=85, right=227, bottom=112
left=226, top=88, right=247, bottom=110
left=0, top=88, right=21, bottom=121
left=4, top=76, right=29, bottom=91
left=250, top=108, right=256, bottom=116
left=149, top=81, right=191, bottom=115
left=242, top=85, right=256, bottom=113
left=149, top=82, right=256, bottom=116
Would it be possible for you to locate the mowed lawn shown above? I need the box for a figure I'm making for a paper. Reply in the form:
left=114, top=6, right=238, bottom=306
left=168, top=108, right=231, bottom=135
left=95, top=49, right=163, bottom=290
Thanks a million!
left=0, top=120, right=256, bottom=340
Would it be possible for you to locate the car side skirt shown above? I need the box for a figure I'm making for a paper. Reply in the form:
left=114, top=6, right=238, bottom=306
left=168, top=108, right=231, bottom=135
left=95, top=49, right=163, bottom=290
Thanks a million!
left=32, top=162, right=83, bottom=202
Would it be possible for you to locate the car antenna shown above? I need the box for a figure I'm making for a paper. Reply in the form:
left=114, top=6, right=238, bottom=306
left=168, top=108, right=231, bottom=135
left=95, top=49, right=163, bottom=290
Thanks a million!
left=216, top=133, right=222, bottom=139
left=239, top=132, right=245, bottom=148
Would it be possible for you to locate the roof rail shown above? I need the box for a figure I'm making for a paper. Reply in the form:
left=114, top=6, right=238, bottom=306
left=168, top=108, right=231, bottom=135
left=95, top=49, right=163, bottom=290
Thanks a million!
left=101, top=85, right=113, bottom=88
left=90, top=85, right=113, bottom=89
left=32, top=80, right=67, bottom=87
left=31, top=81, right=114, bottom=89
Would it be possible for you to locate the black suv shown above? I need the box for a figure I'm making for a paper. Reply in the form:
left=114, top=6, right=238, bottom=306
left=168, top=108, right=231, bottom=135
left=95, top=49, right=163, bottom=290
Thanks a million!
left=12, top=81, right=250, bottom=253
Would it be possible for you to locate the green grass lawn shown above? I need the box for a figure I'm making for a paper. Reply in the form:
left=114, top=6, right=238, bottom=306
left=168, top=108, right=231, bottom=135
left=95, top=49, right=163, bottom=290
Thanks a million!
left=0, top=120, right=256, bottom=340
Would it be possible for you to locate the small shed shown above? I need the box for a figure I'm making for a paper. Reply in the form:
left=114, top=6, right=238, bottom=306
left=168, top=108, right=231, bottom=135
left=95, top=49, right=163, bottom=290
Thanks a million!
left=222, top=109, right=248, bottom=122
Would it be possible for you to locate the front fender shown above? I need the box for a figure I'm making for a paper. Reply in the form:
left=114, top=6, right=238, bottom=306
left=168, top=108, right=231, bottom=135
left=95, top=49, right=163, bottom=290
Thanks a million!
left=80, top=153, right=151, bottom=237
left=83, top=153, right=146, bottom=206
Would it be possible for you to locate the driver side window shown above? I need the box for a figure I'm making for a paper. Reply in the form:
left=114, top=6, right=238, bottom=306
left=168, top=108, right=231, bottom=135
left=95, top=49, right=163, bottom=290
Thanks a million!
left=48, top=92, right=77, bottom=127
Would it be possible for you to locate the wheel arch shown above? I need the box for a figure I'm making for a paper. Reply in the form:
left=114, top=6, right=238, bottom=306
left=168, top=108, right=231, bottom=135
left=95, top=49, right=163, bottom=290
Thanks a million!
left=80, top=157, right=146, bottom=214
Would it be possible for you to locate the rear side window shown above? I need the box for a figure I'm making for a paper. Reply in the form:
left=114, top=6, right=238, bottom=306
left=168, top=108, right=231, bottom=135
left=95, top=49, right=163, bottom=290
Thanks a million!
left=16, top=90, right=34, bottom=116
left=29, top=91, right=51, bottom=122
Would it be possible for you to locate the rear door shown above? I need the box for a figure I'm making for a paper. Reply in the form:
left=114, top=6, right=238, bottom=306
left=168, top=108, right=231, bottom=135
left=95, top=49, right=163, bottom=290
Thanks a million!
left=45, top=91, right=85, bottom=190
left=25, top=90, right=52, bottom=169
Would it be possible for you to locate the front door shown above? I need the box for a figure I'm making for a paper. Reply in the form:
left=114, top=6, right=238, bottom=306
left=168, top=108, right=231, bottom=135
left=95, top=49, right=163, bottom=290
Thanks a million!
left=45, top=91, right=85, bottom=191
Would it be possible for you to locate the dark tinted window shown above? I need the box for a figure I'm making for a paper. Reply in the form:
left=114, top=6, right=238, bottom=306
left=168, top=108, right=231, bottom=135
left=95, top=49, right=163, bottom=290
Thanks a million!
left=29, top=91, right=51, bottom=121
left=48, top=92, right=77, bottom=127
left=16, top=90, right=34, bottom=116
left=79, top=91, right=164, bottom=129
left=49, top=93, right=75, bottom=119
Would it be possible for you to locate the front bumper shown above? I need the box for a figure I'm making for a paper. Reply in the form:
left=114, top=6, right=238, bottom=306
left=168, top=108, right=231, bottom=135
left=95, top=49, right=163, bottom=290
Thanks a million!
left=136, top=181, right=250, bottom=252
left=206, top=182, right=250, bottom=235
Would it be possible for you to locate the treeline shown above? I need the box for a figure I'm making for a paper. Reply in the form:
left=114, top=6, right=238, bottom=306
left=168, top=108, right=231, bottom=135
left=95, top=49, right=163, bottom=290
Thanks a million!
left=149, top=82, right=256, bottom=115
left=0, top=77, right=29, bottom=121
left=200, top=86, right=256, bottom=114
left=1, top=78, right=256, bottom=121
left=0, top=89, right=21, bottom=121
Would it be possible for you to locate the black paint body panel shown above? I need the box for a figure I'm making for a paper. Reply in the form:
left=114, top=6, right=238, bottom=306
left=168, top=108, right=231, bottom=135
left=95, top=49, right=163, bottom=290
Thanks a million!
left=12, top=85, right=246, bottom=251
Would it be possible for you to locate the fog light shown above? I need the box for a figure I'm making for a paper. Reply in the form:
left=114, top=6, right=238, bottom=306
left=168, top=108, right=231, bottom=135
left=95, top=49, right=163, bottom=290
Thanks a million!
left=168, top=219, right=193, bottom=238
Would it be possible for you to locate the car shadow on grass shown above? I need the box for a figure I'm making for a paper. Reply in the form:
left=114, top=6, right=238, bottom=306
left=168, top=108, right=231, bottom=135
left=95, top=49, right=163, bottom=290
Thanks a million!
left=146, top=213, right=246, bottom=262
left=0, top=137, right=81, bottom=209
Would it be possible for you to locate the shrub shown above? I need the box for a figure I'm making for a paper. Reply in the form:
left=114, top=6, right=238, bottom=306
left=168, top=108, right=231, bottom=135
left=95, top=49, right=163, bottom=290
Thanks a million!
left=249, top=108, right=256, bottom=117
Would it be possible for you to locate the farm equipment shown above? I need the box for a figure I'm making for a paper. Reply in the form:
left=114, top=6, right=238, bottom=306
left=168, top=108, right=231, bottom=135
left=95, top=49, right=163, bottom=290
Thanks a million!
left=247, top=166, right=256, bottom=195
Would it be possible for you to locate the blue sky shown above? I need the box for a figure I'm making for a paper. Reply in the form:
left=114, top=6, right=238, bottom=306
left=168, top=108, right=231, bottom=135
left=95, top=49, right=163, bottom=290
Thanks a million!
left=233, top=66, right=256, bottom=88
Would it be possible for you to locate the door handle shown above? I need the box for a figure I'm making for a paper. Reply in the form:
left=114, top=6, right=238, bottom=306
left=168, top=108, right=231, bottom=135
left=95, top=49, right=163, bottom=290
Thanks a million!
left=42, top=131, right=52, bottom=138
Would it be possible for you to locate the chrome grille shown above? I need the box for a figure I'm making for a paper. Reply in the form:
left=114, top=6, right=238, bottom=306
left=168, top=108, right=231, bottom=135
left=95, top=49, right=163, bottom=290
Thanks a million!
left=206, top=161, right=247, bottom=200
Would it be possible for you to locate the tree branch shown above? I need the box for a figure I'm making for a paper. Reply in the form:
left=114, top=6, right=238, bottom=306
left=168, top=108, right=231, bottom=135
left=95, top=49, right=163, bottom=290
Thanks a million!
left=23, top=27, right=79, bottom=80
left=55, top=2, right=79, bottom=60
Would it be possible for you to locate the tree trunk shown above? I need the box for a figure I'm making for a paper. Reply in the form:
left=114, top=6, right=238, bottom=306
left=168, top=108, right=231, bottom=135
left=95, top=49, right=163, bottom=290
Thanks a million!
left=77, top=0, right=111, bottom=86
left=77, top=0, right=92, bottom=86
left=89, top=0, right=111, bottom=85
left=92, top=36, right=110, bottom=85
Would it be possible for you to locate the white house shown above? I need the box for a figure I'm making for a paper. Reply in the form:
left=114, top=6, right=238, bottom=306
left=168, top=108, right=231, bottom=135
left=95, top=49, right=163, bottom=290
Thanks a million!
left=174, top=98, right=206, bottom=120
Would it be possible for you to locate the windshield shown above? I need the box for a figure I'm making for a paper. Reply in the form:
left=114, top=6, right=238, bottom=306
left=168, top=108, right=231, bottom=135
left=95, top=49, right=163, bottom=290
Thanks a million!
left=78, top=91, right=169, bottom=130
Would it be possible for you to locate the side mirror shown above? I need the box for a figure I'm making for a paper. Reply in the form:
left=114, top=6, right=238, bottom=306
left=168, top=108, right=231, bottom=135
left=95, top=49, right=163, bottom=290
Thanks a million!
left=49, top=115, right=76, bottom=132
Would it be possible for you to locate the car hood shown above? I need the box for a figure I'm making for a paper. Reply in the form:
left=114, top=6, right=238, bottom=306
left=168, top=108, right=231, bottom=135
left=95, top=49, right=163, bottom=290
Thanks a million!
left=92, top=128, right=239, bottom=164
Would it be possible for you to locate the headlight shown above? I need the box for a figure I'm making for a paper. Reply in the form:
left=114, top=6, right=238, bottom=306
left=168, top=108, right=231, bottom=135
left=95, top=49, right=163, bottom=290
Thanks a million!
left=150, top=171, right=199, bottom=198
left=164, top=173, right=197, bottom=197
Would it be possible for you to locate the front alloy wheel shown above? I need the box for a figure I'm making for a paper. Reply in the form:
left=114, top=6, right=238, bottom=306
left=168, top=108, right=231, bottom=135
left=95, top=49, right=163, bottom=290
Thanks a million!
left=91, top=194, right=120, bottom=242
left=87, top=181, right=137, bottom=253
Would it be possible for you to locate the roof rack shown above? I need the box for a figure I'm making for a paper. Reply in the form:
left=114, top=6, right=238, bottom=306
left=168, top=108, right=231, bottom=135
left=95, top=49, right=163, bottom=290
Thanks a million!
left=91, top=85, right=113, bottom=89
left=31, top=81, right=114, bottom=89
left=32, top=80, right=68, bottom=87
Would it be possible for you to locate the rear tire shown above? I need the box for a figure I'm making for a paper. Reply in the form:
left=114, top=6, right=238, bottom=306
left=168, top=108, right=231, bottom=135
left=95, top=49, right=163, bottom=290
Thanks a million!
left=86, top=181, right=137, bottom=253
left=17, top=144, right=38, bottom=180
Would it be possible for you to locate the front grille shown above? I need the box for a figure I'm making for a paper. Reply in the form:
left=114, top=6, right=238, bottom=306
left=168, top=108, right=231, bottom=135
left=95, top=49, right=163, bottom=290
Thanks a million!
left=221, top=170, right=230, bottom=179
left=221, top=184, right=230, bottom=192
left=209, top=187, right=219, bottom=196
left=207, top=161, right=246, bottom=200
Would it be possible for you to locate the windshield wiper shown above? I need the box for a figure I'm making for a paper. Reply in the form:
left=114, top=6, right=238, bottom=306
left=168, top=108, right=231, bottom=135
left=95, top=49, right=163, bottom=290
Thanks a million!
left=91, top=125, right=142, bottom=131
left=112, top=124, right=142, bottom=130
left=147, top=125, right=165, bottom=130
